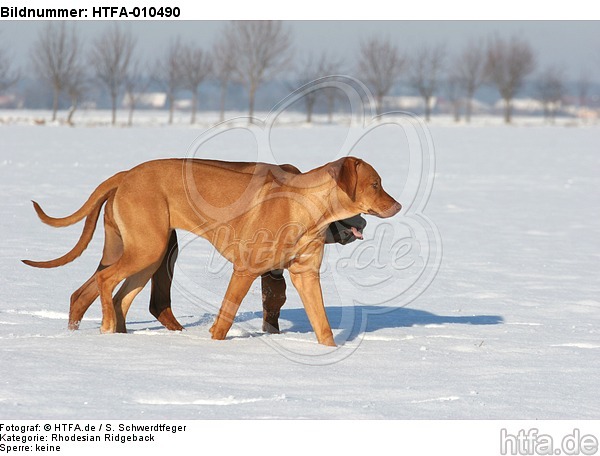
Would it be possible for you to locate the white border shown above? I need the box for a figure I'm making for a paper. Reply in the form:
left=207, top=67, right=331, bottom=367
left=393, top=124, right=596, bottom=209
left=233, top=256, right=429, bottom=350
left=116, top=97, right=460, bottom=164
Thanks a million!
left=3, top=420, right=600, bottom=456
left=5, top=0, right=598, bottom=20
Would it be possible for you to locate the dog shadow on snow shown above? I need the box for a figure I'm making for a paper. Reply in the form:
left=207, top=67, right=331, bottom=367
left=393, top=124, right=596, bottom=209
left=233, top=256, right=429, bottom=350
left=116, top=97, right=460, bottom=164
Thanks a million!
left=143, top=305, right=503, bottom=343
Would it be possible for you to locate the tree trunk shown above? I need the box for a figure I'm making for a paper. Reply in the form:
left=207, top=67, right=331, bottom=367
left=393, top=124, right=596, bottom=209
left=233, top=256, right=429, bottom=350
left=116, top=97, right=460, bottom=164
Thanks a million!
left=111, top=92, right=117, bottom=126
left=51, top=88, right=59, bottom=122
left=376, top=94, right=383, bottom=115
left=219, top=80, right=228, bottom=123
left=168, top=92, right=174, bottom=125
left=191, top=89, right=198, bottom=125
left=248, top=84, right=257, bottom=120
left=327, top=96, right=334, bottom=124
left=466, top=95, right=473, bottom=123
left=453, top=102, right=460, bottom=123
left=66, top=96, right=78, bottom=125
left=306, top=98, right=315, bottom=124
left=424, top=96, right=431, bottom=122
left=503, top=98, right=511, bottom=124
left=128, top=102, right=134, bottom=127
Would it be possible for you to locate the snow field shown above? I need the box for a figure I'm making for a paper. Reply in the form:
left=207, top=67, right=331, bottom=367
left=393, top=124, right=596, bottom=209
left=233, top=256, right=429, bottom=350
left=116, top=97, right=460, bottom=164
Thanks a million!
left=1, top=119, right=599, bottom=419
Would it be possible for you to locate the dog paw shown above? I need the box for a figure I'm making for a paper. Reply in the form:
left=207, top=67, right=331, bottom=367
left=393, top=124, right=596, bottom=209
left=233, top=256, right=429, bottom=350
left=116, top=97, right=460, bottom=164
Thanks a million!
left=319, top=336, right=337, bottom=347
left=210, top=326, right=228, bottom=340
left=262, top=322, right=281, bottom=334
left=68, top=321, right=80, bottom=331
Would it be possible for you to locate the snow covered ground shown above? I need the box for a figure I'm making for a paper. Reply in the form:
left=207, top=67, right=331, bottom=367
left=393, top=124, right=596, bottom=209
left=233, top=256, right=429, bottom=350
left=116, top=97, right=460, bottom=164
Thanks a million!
left=1, top=112, right=599, bottom=419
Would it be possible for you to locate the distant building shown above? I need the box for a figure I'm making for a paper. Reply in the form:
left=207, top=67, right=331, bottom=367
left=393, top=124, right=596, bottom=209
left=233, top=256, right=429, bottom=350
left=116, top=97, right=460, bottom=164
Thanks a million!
left=383, top=96, right=437, bottom=111
left=174, top=99, right=192, bottom=110
left=494, top=98, right=545, bottom=112
left=122, top=92, right=167, bottom=109
left=574, top=107, right=599, bottom=120
left=0, top=94, right=23, bottom=109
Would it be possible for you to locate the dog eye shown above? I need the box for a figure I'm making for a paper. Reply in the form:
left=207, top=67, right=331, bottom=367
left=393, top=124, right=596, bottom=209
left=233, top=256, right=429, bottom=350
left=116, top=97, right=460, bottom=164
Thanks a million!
left=371, top=182, right=379, bottom=189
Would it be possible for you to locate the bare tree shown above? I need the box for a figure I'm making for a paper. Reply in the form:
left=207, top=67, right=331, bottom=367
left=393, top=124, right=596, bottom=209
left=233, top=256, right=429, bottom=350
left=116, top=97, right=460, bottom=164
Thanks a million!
left=408, top=44, right=445, bottom=122
left=0, top=36, right=19, bottom=93
left=357, top=37, right=406, bottom=114
left=153, top=39, right=183, bottom=125
left=178, top=42, right=212, bottom=124
left=212, top=32, right=236, bottom=123
left=485, top=35, right=536, bottom=124
left=290, top=52, right=342, bottom=123
left=444, top=73, right=462, bottom=123
left=124, top=60, right=150, bottom=127
left=324, top=86, right=344, bottom=124
left=289, top=54, right=319, bottom=123
left=576, top=69, right=591, bottom=108
left=90, top=24, right=136, bottom=126
left=64, top=63, right=87, bottom=125
left=323, top=59, right=346, bottom=124
left=454, top=40, right=486, bottom=122
left=31, top=23, right=82, bottom=121
left=227, top=21, right=293, bottom=119
left=534, top=66, right=565, bottom=123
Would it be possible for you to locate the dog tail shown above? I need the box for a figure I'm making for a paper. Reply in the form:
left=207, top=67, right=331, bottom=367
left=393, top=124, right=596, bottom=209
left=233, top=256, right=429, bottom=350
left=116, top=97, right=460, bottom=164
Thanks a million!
left=30, top=171, right=125, bottom=228
left=22, top=172, right=125, bottom=269
left=22, top=197, right=106, bottom=268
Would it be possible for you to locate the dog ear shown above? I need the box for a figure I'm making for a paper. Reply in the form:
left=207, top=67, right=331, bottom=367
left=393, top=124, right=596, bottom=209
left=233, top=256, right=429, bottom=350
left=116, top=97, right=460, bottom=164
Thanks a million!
left=331, top=157, right=361, bottom=201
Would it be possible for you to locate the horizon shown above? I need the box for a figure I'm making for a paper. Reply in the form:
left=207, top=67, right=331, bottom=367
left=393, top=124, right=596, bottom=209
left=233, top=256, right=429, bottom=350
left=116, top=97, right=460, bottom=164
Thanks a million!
left=1, top=21, right=599, bottom=81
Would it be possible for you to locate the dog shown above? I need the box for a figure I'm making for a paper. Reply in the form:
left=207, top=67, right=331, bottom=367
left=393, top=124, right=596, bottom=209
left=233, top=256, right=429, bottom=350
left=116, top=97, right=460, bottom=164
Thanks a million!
left=24, top=161, right=366, bottom=335
left=23, top=157, right=401, bottom=346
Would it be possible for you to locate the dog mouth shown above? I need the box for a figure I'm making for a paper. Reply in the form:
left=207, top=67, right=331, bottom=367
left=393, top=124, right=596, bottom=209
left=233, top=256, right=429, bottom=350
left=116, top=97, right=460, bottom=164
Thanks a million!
left=336, top=226, right=363, bottom=244
left=367, top=202, right=402, bottom=218
left=326, top=215, right=367, bottom=245
left=351, top=226, right=364, bottom=240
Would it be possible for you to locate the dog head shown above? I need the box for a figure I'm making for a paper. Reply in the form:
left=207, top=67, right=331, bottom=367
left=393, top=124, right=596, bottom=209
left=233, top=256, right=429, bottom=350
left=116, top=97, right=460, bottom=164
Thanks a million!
left=330, top=156, right=401, bottom=218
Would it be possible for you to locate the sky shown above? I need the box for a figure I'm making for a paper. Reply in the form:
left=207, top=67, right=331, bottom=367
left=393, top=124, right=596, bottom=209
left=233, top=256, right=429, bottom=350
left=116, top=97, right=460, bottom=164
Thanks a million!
left=1, top=21, right=599, bottom=80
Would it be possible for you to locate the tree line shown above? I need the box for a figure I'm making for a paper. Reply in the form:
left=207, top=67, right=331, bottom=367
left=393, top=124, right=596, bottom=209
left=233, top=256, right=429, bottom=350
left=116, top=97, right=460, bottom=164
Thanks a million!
left=0, top=21, right=595, bottom=125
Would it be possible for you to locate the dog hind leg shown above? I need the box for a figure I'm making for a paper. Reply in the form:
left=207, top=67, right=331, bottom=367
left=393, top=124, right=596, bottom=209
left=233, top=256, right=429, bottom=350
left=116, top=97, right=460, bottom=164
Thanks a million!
left=68, top=273, right=100, bottom=330
left=96, top=246, right=166, bottom=334
left=96, top=223, right=169, bottom=334
left=68, top=218, right=124, bottom=330
left=113, top=267, right=159, bottom=333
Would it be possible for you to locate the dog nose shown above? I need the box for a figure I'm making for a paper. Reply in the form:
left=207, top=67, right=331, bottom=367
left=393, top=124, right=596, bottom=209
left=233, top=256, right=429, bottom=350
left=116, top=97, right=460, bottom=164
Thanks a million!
left=378, top=201, right=401, bottom=218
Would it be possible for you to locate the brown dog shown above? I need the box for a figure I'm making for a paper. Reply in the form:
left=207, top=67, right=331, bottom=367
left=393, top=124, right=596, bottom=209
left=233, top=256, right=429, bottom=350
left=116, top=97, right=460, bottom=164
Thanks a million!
left=24, top=157, right=401, bottom=346
left=26, top=160, right=365, bottom=335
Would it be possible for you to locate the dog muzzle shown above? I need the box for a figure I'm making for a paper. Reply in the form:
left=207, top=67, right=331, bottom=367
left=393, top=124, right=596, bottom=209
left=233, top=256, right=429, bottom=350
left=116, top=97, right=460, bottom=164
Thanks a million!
left=325, top=215, right=367, bottom=245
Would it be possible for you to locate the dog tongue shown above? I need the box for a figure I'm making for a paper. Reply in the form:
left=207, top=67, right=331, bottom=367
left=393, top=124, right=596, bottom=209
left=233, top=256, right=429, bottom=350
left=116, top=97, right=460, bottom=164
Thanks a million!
left=351, top=226, right=363, bottom=239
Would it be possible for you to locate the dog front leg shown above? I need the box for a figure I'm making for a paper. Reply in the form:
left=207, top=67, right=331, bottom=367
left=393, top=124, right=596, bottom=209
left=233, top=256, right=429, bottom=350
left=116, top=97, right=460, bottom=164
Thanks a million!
left=149, top=230, right=183, bottom=331
left=210, top=271, right=256, bottom=340
left=288, top=271, right=336, bottom=347
left=261, top=270, right=286, bottom=333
